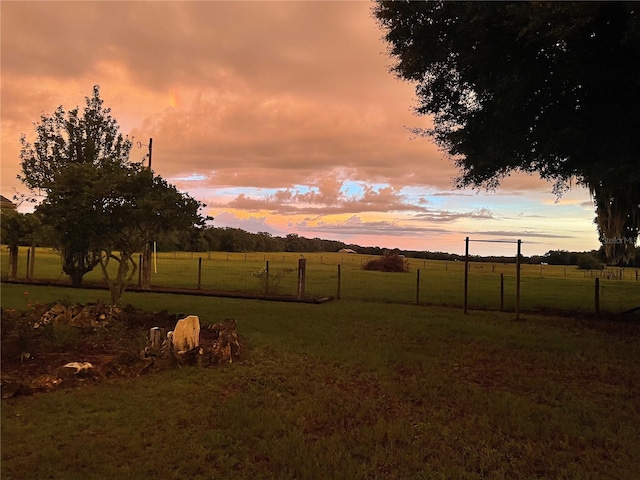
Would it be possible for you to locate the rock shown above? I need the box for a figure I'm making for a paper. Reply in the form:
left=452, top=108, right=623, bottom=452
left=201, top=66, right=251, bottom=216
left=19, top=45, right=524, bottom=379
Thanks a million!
left=175, top=346, right=204, bottom=367
left=208, top=318, right=240, bottom=364
left=35, top=304, right=69, bottom=329
left=1, top=380, right=32, bottom=399
left=69, top=307, right=94, bottom=328
left=172, top=315, right=200, bottom=353
left=58, top=362, right=96, bottom=378
left=35, top=303, right=116, bottom=330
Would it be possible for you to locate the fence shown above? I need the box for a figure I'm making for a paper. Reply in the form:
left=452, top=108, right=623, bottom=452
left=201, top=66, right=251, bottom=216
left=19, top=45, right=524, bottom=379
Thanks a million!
left=2, top=247, right=639, bottom=316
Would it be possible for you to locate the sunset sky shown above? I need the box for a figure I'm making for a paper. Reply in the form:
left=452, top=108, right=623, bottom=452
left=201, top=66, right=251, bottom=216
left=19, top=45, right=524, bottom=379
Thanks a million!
left=1, top=1, right=601, bottom=256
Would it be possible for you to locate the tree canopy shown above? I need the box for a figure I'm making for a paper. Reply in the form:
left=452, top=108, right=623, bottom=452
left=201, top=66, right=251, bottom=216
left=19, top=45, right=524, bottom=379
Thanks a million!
left=374, top=1, right=639, bottom=263
left=19, top=86, right=134, bottom=284
left=19, top=86, right=207, bottom=302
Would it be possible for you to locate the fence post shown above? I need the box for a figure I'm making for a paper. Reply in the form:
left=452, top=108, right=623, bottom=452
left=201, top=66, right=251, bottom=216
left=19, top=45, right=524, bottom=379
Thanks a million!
left=416, top=269, right=421, bottom=305
left=26, top=248, right=31, bottom=279
left=265, top=261, right=270, bottom=295
left=516, top=239, right=521, bottom=320
left=500, top=273, right=504, bottom=311
left=8, top=245, right=18, bottom=280
left=138, top=254, right=143, bottom=286
left=337, top=264, right=341, bottom=300
left=594, top=277, right=600, bottom=318
left=29, top=243, right=36, bottom=279
left=463, top=237, right=469, bottom=314
left=297, top=258, right=307, bottom=299
left=197, top=257, right=202, bottom=289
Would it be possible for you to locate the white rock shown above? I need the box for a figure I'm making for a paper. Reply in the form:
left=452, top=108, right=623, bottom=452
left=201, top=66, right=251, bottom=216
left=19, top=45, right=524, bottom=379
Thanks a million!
left=172, top=316, right=200, bottom=353
left=62, top=362, right=94, bottom=373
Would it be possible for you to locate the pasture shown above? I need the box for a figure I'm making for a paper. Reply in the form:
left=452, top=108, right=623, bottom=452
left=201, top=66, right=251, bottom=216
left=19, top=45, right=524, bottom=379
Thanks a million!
left=3, top=247, right=639, bottom=315
left=1, top=283, right=639, bottom=479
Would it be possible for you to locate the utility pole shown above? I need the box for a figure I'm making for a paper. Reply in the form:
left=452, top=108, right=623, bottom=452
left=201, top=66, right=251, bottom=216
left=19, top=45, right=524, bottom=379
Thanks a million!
left=141, top=138, right=153, bottom=289
left=147, top=137, right=153, bottom=170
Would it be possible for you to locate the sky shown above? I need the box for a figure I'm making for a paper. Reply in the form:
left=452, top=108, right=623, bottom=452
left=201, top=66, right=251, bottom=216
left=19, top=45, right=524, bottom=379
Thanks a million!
left=1, top=1, right=601, bottom=256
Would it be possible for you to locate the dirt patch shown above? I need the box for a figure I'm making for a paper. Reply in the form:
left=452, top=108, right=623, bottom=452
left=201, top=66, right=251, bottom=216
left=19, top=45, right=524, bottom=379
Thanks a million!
left=1, top=303, right=225, bottom=398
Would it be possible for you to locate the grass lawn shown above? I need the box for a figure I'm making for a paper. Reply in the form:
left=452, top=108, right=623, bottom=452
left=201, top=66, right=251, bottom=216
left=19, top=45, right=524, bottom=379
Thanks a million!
left=3, top=248, right=640, bottom=315
left=1, top=283, right=639, bottom=479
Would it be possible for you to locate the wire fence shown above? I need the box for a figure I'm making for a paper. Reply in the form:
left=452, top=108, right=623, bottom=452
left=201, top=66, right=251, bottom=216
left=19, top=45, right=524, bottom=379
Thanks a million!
left=3, top=247, right=639, bottom=316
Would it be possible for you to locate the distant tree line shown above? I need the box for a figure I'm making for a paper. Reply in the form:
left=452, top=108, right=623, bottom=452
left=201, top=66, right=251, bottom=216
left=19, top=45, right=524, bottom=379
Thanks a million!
left=4, top=220, right=638, bottom=268
left=151, top=229, right=640, bottom=268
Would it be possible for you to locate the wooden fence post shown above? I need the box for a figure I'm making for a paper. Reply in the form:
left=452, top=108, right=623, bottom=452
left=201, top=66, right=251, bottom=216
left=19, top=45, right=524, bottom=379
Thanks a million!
left=266, top=261, right=270, bottom=295
left=197, top=257, right=202, bottom=289
left=463, top=237, right=469, bottom=314
left=8, top=245, right=18, bottom=280
left=26, top=248, right=31, bottom=279
left=500, top=273, right=504, bottom=311
left=516, top=240, right=521, bottom=320
left=594, top=277, right=600, bottom=318
left=28, top=243, right=36, bottom=279
left=416, top=269, right=421, bottom=305
left=337, top=264, right=341, bottom=300
left=297, top=258, right=307, bottom=299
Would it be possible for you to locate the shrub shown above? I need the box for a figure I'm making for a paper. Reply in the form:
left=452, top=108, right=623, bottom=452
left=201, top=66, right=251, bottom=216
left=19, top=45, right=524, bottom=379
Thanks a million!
left=362, top=254, right=410, bottom=273
left=252, top=267, right=296, bottom=294
left=577, top=254, right=604, bottom=270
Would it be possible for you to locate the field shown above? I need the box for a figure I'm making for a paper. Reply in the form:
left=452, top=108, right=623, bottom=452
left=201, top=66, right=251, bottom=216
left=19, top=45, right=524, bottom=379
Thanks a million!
left=2, top=283, right=639, bottom=479
left=3, top=247, right=640, bottom=315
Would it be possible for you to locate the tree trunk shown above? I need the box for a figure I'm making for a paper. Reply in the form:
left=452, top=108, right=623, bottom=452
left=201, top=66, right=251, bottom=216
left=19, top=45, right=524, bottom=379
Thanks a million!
left=101, top=251, right=137, bottom=305
left=141, top=242, right=152, bottom=289
left=8, top=244, right=18, bottom=280
left=69, top=271, right=84, bottom=286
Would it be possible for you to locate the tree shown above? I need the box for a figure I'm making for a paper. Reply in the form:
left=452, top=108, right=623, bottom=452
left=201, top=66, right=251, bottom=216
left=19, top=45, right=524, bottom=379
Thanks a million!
left=92, top=166, right=206, bottom=304
left=19, top=86, right=208, bottom=302
left=0, top=210, right=40, bottom=280
left=19, top=85, right=133, bottom=284
left=374, top=1, right=640, bottom=263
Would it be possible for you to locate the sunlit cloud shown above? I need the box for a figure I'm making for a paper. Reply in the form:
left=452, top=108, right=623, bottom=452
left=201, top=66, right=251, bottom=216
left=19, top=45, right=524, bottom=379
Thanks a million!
left=0, top=1, right=601, bottom=254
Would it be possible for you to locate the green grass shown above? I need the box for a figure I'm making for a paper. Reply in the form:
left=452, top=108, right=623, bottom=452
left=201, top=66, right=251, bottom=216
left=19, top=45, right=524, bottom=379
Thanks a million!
left=2, top=283, right=640, bottom=479
left=3, top=247, right=639, bottom=314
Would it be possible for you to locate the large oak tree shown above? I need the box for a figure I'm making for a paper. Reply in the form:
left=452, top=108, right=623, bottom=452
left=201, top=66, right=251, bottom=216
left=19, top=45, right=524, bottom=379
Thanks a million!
left=374, top=1, right=639, bottom=263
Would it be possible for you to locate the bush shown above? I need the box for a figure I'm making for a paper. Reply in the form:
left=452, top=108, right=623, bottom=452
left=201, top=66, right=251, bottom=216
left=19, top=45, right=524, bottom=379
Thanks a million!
left=577, top=254, right=604, bottom=270
left=362, top=254, right=410, bottom=273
